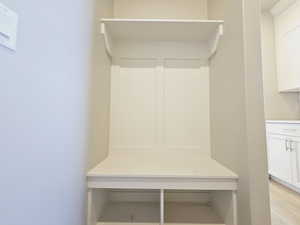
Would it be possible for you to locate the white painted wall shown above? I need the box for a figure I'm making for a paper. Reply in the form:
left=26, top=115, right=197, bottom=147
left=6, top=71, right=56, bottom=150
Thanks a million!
left=210, top=0, right=271, bottom=224
left=113, top=0, right=208, bottom=19
left=0, top=0, right=94, bottom=225
left=261, top=12, right=300, bottom=120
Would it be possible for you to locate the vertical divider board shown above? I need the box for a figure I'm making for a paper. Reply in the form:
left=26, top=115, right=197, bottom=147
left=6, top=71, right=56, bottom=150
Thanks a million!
left=232, top=191, right=238, bottom=225
left=87, top=189, right=108, bottom=225
left=160, top=189, right=164, bottom=225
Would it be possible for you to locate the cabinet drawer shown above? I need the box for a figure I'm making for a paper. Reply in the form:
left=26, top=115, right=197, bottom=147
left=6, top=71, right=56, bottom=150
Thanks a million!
left=266, top=123, right=300, bottom=137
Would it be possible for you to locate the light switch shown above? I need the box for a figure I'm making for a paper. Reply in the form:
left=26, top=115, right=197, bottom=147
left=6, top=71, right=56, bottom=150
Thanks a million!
left=0, top=2, right=18, bottom=51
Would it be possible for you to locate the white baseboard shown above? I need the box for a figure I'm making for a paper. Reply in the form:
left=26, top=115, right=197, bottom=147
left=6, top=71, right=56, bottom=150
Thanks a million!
left=270, top=176, right=300, bottom=194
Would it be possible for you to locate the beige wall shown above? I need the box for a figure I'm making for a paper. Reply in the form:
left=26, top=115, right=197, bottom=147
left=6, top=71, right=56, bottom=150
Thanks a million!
left=113, top=0, right=208, bottom=19
left=88, top=0, right=113, bottom=169
left=210, top=0, right=271, bottom=224
left=261, top=12, right=300, bottom=120
left=243, top=0, right=271, bottom=223
left=208, top=0, right=225, bottom=20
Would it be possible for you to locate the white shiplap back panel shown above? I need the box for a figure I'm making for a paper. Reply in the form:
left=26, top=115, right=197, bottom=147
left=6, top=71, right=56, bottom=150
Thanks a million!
left=164, top=60, right=210, bottom=154
left=110, top=59, right=210, bottom=155
left=110, top=59, right=158, bottom=150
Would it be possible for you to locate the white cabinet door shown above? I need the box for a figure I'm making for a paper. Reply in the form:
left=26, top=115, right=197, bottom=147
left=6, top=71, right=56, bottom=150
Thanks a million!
left=291, top=140, right=300, bottom=188
left=273, top=1, right=300, bottom=92
left=267, top=135, right=292, bottom=183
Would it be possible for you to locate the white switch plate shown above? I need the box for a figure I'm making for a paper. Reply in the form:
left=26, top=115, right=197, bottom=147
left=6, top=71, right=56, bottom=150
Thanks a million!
left=0, top=2, right=18, bottom=51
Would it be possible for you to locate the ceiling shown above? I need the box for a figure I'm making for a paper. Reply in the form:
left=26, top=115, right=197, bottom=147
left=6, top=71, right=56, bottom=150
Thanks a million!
left=261, top=0, right=279, bottom=11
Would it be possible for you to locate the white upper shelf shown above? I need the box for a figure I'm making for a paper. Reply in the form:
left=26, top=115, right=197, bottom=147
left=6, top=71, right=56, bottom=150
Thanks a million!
left=100, top=18, right=224, bottom=58
left=101, top=18, right=224, bottom=42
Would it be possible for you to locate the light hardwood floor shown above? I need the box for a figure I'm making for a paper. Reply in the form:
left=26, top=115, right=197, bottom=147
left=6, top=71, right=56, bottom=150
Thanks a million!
left=270, top=180, right=300, bottom=225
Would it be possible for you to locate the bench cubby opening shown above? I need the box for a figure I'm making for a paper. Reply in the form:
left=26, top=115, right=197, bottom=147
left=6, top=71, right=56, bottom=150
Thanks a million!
left=88, top=189, right=237, bottom=225
left=88, top=189, right=161, bottom=225
left=164, top=190, right=225, bottom=225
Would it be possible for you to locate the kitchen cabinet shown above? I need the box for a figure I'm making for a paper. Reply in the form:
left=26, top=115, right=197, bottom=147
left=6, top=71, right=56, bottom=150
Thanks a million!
left=267, top=134, right=292, bottom=183
left=271, top=0, right=300, bottom=92
left=291, top=139, right=300, bottom=188
left=266, top=121, right=300, bottom=191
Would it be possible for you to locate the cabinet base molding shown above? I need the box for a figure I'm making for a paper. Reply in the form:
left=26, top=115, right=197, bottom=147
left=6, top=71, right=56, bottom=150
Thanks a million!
left=270, top=176, right=300, bottom=194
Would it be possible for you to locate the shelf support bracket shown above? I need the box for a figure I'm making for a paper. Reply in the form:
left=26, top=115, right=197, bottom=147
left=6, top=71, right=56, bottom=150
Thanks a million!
left=208, top=24, right=224, bottom=59
left=101, top=23, right=113, bottom=57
